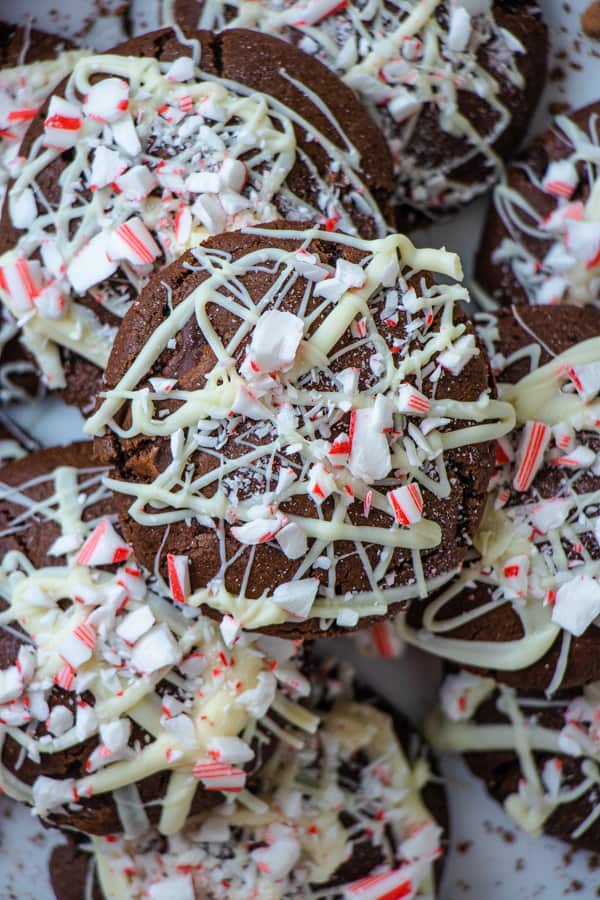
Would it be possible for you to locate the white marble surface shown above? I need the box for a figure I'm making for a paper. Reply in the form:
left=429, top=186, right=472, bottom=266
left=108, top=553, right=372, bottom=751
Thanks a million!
left=3, top=0, right=600, bottom=897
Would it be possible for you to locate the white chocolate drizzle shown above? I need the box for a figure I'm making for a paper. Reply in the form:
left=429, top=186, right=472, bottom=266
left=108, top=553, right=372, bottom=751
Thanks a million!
left=0, top=454, right=314, bottom=835
left=428, top=672, right=600, bottom=840
left=0, top=50, right=386, bottom=389
left=162, top=0, right=531, bottom=216
left=85, top=226, right=513, bottom=628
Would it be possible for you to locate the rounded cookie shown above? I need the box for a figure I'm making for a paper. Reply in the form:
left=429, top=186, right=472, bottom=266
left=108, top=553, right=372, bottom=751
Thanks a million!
left=0, top=26, right=392, bottom=412
left=0, top=442, right=310, bottom=835
left=0, top=24, right=84, bottom=403
left=428, top=671, right=600, bottom=853
left=164, top=0, right=548, bottom=227
left=476, top=102, right=600, bottom=309
left=89, top=222, right=510, bottom=638
left=400, top=305, right=600, bottom=693
left=50, top=660, right=448, bottom=900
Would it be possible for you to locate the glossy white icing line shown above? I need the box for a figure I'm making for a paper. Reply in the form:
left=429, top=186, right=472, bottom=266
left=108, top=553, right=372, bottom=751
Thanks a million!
left=478, top=108, right=600, bottom=309
left=162, top=0, right=528, bottom=216
left=428, top=673, right=600, bottom=840
left=397, top=324, right=600, bottom=691
left=86, top=226, right=513, bottom=628
left=0, top=458, right=314, bottom=835
left=88, top=666, right=442, bottom=899
left=0, top=49, right=385, bottom=389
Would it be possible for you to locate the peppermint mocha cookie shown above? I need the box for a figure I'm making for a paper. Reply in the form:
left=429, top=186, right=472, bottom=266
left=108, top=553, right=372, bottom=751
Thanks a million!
left=89, top=223, right=512, bottom=637
left=165, top=0, right=548, bottom=227
left=0, top=27, right=392, bottom=412
left=0, top=411, right=38, bottom=464
left=0, top=442, right=313, bottom=835
left=51, top=661, right=447, bottom=900
left=428, top=671, right=600, bottom=852
left=476, top=102, right=600, bottom=309
left=400, top=305, right=600, bottom=693
left=0, top=24, right=84, bottom=404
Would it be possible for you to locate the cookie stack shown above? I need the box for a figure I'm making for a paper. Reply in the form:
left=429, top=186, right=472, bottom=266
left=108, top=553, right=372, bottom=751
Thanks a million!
left=0, top=3, right=573, bottom=897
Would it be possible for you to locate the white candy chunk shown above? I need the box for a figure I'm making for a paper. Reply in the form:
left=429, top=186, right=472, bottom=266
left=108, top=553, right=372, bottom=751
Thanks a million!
left=388, top=93, right=421, bottom=122
left=231, top=385, right=269, bottom=420
left=110, top=114, right=142, bottom=155
left=380, top=254, right=400, bottom=287
left=11, top=188, right=37, bottom=228
left=219, top=615, right=241, bottom=648
left=543, top=243, right=576, bottom=274
left=167, top=57, right=195, bottom=82
left=568, top=362, right=600, bottom=401
left=348, top=395, right=393, bottom=482
left=528, top=498, right=571, bottom=534
left=440, top=672, right=494, bottom=721
left=83, top=78, right=129, bottom=124
left=192, top=194, right=226, bottom=233
left=131, top=624, right=181, bottom=673
left=336, top=608, right=359, bottom=627
left=76, top=703, right=98, bottom=741
left=501, top=554, right=529, bottom=600
left=0, top=259, right=44, bottom=312
left=219, top=190, right=251, bottom=215
left=566, top=220, right=600, bottom=265
left=534, top=274, right=567, bottom=306
left=272, top=578, right=319, bottom=619
left=541, top=758, right=563, bottom=798
left=40, top=240, right=65, bottom=278
left=219, top=158, right=247, bottom=192
left=552, top=575, right=600, bottom=637
left=148, top=876, right=195, bottom=900
left=292, top=249, right=331, bottom=281
left=283, top=0, right=347, bottom=25
left=108, top=217, right=161, bottom=266
left=0, top=645, right=36, bottom=704
left=197, top=818, right=231, bottom=842
left=162, top=714, right=197, bottom=748
left=237, top=671, right=277, bottom=718
left=100, top=718, right=131, bottom=753
left=207, top=736, right=254, bottom=764
left=252, top=832, right=301, bottom=879
left=307, top=462, right=336, bottom=504
left=249, top=309, right=304, bottom=373
left=59, top=628, right=94, bottom=669
left=32, top=776, right=76, bottom=814
left=437, top=334, right=478, bottom=375
left=231, top=516, right=284, bottom=545
left=43, top=96, right=82, bottom=150
left=116, top=165, right=157, bottom=200
left=88, top=146, right=127, bottom=190
left=447, top=7, right=471, bottom=52
left=314, top=258, right=366, bottom=302
left=47, top=705, right=74, bottom=737
left=276, top=522, right=307, bottom=559
left=400, top=820, right=442, bottom=861
left=67, top=233, right=118, bottom=293
left=186, top=170, right=221, bottom=193
left=558, top=722, right=596, bottom=757
left=35, top=281, right=66, bottom=319
left=116, top=606, right=155, bottom=644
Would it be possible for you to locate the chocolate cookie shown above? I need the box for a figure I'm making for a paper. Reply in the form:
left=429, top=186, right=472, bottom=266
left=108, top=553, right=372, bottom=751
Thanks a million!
left=50, top=659, right=448, bottom=900
left=428, top=671, right=600, bottom=853
left=400, top=305, right=600, bottom=693
left=0, top=23, right=84, bottom=403
left=0, top=442, right=311, bottom=835
left=0, top=26, right=392, bottom=413
left=476, top=102, right=600, bottom=309
left=0, top=411, right=38, bottom=464
left=164, top=0, right=548, bottom=227
left=89, top=222, right=510, bottom=638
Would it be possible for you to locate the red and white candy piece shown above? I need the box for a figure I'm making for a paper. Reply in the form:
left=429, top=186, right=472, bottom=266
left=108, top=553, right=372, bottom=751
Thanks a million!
left=550, top=444, right=596, bottom=468
left=272, top=578, right=319, bottom=619
left=285, top=0, right=348, bottom=26
left=535, top=274, right=567, bottom=306
left=231, top=385, right=269, bottom=420
left=86, top=719, right=132, bottom=773
left=371, top=621, right=402, bottom=658
left=495, top=436, right=514, bottom=465
left=327, top=432, right=351, bottom=468
left=552, top=574, right=600, bottom=637
left=540, top=201, right=583, bottom=233
left=76, top=519, right=132, bottom=567
left=88, top=146, right=127, bottom=191
left=66, top=232, right=118, bottom=294
left=247, top=309, right=304, bottom=374
left=501, top=554, right=529, bottom=600
left=0, top=258, right=43, bottom=312
left=528, top=497, right=571, bottom=534
left=344, top=864, right=417, bottom=900
left=207, top=735, right=254, bottom=764
left=0, top=645, right=36, bottom=704
left=292, top=249, right=332, bottom=281
left=397, top=383, right=431, bottom=415
left=437, top=334, right=477, bottom=376
left=231, top=514, right=286, bottom=545
left=167, top=553, right=191, bottom=604
left=513, top=421, right=551, bottom=492
left=541, top=757, right=563, bottom=799
left=32, top=776, right=77, bottom=815
left=109, top=218, right=161, bottom=266
left=43, top=96, right=82, bottom=150
left=59, top=620, right=96, bottom=669
left=565, top=220, right=600, bottom=269
left=192, top=760, right=246, bottom=792
left=219, top=615, right=241, bottom=648
left=308, top=462, right=336, bottom=504
left=567, top=362, right=600, bottom=402
left=35, top=281, right=66, bottom=320
left=542, top=159, right=578, bottom=200
left=252, top=830, right=300, bottom=879
left=167, top=57, right=195, bottom=82
left=116, top=165, right=157, bottom=201
left=387, top=482, right=423, bottom=526
left=116, top=605, right=155, bottom=645
left=174, top=202, right=192, bottom=245
left=83, top=78, right=129, bottom=124
left=10, top=187, right=37, bottom=229
left=348, top=395, right=393, bottom=482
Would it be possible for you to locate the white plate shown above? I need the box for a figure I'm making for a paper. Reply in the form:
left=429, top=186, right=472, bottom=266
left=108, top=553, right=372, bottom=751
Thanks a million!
left=3, top=1, right=600, bottom=896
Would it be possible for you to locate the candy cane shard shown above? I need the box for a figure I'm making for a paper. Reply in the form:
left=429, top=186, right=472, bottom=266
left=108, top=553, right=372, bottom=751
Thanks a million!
left=167, top=554, right=191, bottom=603
left=387, top=483, right=423, bottom=526
left=76, top=519, right=132, bottom=567
left=513, top=421, right=551, bottom=492
left=192, top=760, right=247, bottom=792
